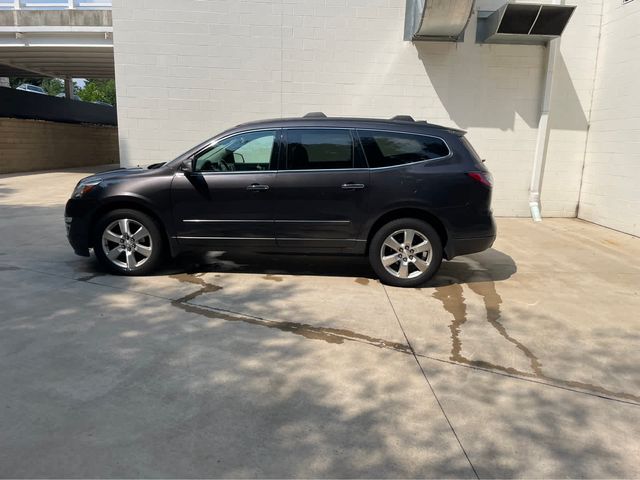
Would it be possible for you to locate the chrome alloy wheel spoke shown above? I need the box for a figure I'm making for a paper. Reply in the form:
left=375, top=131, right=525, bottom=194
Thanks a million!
left=380, top=228, right=432, bottom=279
left=101, top=218, right=153, bottom=270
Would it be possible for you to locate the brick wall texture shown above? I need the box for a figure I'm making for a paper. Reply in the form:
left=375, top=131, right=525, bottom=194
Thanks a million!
left=0, top=118, right=119, bottom=174
left=111, top=0, right=638, bottom=235
left=578, top=0, right=640, bottom=237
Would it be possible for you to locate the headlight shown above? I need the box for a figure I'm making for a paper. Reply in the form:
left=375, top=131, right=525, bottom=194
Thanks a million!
left=72, top=178, right=102, bottom=198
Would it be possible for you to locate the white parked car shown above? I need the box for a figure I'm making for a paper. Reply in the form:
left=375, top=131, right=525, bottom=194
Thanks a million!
left=16, top=84, right=46, bottom=95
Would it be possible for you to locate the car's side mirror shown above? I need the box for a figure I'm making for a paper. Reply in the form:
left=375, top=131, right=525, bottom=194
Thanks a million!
left=180, top=157, right=194, bottom=174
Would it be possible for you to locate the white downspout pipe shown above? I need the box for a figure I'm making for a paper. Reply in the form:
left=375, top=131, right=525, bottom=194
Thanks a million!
left=529, top=0, right=563, bottom=222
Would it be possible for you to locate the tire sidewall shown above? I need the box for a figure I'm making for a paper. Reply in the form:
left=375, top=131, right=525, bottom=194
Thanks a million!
left=93, top=209, right=163, bottom=275
left=369, top=218, right=443, bottom=287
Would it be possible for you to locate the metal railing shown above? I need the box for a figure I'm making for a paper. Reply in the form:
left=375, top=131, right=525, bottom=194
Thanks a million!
left=0, top=0, right=111, bottom=9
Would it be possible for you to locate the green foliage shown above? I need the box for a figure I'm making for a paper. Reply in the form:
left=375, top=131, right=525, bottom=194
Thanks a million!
left=8, top=76, right=116, bottom=104
left=41, top=78, right=65, bottom=96
left=77, top=79, right=116, bottom=106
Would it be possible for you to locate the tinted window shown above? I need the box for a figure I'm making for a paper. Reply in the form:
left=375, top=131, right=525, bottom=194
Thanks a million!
left=194, top=130, right=277, bottom=172
left=358, top=130, right=449, bottom=168
left=285, top=129, right=353, bottom=170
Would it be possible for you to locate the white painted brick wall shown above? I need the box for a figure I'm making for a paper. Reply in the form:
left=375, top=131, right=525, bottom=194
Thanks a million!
left=112, top=0, right=600, bottom=218
left=578, top=0, right=640, bottom=236
left=542, top=0, right=602, bottom=217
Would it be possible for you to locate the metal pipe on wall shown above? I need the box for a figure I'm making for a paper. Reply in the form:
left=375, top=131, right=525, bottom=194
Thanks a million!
left=529, top=0, right=564, bottom=222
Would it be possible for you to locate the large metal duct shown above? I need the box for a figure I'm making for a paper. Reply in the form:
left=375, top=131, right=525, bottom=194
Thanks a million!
left=477, top=2, right=576, bottom=45
left=404, top=0, right=475, bottom=42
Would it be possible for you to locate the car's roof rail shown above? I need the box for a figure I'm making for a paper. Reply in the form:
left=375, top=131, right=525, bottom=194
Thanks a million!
left=390, top=115, right=415, bottom=122
left=303, top=112, right=327, bottom=118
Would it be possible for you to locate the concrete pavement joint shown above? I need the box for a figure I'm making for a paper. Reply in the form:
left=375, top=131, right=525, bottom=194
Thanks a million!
left=382, top=284, right=481, bottom=480
left=3, top=263, right=640, bottom=408
left=415, top=353, right=640, bottom=408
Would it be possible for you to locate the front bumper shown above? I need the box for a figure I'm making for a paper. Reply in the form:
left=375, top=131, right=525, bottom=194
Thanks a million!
left=65, top=199, right=95, bottom=257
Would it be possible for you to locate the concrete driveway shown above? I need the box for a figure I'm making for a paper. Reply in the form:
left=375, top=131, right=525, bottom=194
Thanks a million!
left=1, top=166, right=639, bottom=478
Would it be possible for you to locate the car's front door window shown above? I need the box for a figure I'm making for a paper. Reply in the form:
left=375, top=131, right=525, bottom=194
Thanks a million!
left=194, top=130, right=277, bottom=172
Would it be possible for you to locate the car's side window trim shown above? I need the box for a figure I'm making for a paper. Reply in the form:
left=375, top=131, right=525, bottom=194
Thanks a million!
left=187, top=128, right=282, bottom=175
left=180, top=126, right=452, bottom=174
left=355, top=128, right=453, bottom=170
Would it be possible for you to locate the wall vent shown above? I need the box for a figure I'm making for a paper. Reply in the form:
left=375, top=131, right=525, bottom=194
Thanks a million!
left=477, top=2, right=576, bottom=45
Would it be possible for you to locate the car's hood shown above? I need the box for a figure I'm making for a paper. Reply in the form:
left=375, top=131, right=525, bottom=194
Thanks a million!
left=78, top=167, right=149, bottom=184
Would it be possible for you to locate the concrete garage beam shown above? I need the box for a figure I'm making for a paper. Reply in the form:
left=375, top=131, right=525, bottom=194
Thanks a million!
left=0, top=9, right=112, bottom=28
left=0, top=9, right=113, bottom=78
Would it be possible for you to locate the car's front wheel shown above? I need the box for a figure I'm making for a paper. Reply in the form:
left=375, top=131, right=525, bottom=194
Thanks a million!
left=93, top=209, right=164, bottom=275
left=369, top=218, right=443, bottom=287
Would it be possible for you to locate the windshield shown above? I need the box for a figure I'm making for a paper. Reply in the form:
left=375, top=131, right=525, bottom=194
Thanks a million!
left=166, top=136, right=217, bottom=168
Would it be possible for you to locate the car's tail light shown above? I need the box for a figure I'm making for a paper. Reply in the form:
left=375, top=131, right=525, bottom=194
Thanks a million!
left=466, top=171, right=493, bottom=188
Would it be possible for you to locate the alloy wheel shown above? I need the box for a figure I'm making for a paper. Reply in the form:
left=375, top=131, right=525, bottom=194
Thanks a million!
left=101, top=218, right=153, bottom=270
left=379, top=228, right=432, bottom=279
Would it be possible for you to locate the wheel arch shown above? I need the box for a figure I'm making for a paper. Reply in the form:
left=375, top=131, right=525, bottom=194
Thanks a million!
left=365, top=208, right=449, bottom=258
left=89, top=197, right=177, bottom=257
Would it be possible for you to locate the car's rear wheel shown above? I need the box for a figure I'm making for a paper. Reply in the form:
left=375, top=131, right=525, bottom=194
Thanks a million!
left=93, top=209, right=164, bottom=275
left=369, top=218, right=443, bottom=287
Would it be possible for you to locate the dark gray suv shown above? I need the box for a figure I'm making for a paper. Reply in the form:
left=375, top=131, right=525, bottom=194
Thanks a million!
left=65, top=114, right=495, bottom=287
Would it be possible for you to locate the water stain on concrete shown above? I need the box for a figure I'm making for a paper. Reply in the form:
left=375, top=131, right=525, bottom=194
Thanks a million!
left=432, top=283, right=467, bottom=365
left=262, top=274, right=283, bottom=282
left=355, top=278, right=370, bottom=286
left=468, top=281, right=544, bottom=376
left=432, top=280, right=640, bottom=403
left=169, top=270, right=639, bottom=403
left=77, top=273, right=105, bottom=282
left=170, top=273, right=411, bottom=354
left=170, top=273, right=223, bottom=302
left=72, top=261, right=106, bottom=282
left=0, top=265, right=19, bottom=272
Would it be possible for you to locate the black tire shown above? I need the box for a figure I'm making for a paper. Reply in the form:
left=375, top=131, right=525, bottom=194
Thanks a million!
left=93, top=208, right=164, bottom=275
left=368, top=218, right=443, bottom=287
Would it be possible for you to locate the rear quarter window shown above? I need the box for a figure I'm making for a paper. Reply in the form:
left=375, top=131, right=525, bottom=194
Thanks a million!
left=357, top=130, right=450, bottom=168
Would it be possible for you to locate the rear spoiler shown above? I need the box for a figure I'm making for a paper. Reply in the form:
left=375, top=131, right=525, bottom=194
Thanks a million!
left=390, top=115, right=466, bottom=136
left=447, top=127, right=467, bottom=136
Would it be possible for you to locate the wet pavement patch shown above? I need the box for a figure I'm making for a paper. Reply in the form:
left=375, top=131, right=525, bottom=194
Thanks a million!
left=432, top=281, right=640, bottom=404
left=170, top=273, right=412, bottom=354
left=262, top=274, right=284, bottom=282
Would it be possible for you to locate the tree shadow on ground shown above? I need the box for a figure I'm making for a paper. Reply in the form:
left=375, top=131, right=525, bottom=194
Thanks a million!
left=1, top=200, right=639, bottom=478
left=0, top=184, right=16, bottom=199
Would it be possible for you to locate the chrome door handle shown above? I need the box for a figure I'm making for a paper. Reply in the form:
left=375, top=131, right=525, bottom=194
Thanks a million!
left=341, top=183, right=365, bottom=190
left=246, top=184, right=270, bottom=191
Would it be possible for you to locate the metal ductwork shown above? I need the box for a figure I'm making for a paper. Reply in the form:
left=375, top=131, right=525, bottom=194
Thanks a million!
left=477, top=2, right=576, bottom=45
left=404, top=0, right=475, bottom=42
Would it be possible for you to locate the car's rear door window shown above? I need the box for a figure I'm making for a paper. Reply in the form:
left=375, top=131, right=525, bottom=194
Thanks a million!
left=357, top=130, right=450, bottom=168
left=284, top=129, right=353, bottom=170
